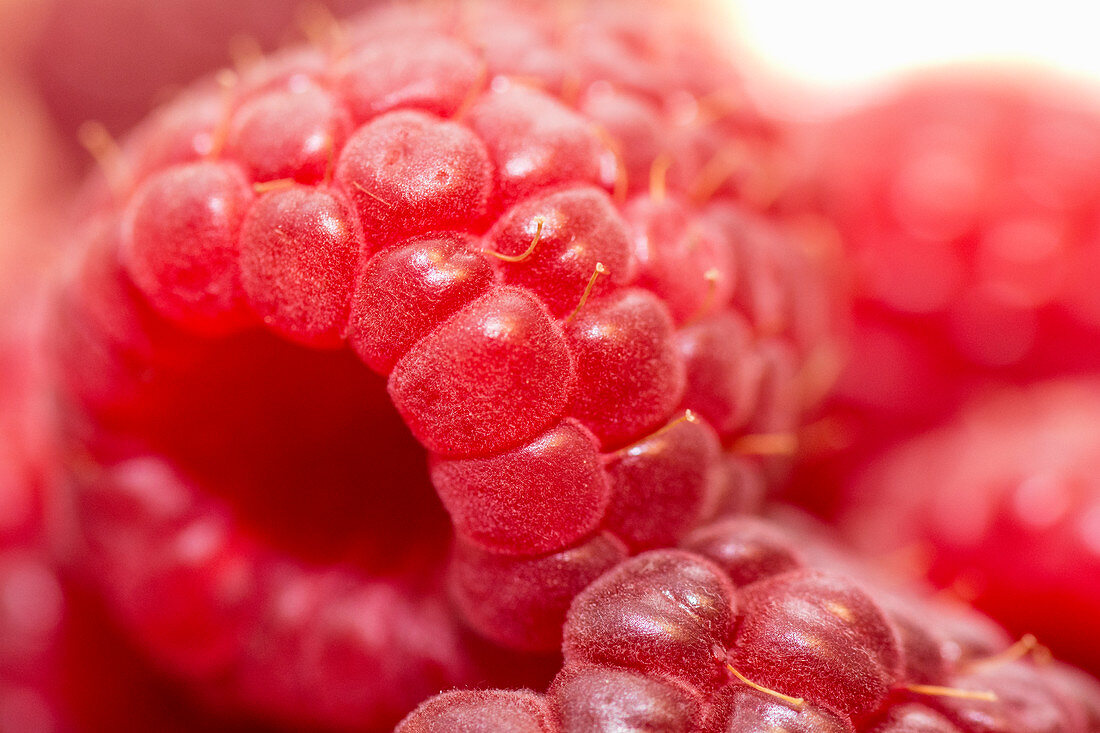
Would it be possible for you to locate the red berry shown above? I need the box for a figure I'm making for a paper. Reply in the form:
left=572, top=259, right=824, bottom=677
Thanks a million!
left=786, top=72, right=1100, bottom=519
left=42, top=1, right=832, bottom=726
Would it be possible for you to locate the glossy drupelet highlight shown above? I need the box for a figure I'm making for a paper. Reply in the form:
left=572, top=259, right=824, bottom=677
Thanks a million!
left=400, top=512, right=1100, bottom=733
left=45, top=1, right=835, bottom=729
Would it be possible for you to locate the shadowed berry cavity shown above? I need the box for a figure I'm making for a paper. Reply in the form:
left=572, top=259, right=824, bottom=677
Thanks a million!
left=563, top=549, right=736, bottom=691
left=733, top=569, right=903, bottom=716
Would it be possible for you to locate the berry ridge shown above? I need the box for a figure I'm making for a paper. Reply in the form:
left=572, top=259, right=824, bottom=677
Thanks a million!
left=399, top=511, right=1100, bottom=732
left=47, top=0, right=834, bottom=728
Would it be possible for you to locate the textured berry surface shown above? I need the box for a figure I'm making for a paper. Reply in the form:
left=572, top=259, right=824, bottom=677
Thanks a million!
left=408, top=509, right=1100, bottom=733
left=843, top=380, right=1100, bottom=677
left=41, top=0, right=834, bottom=729
left=733, top=569, right=903, bottom=716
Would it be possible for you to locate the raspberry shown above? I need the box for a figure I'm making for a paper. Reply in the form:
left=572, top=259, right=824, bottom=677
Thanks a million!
left=784, top=71, right=1100, bottom=518
left=404, top=511, right=1100, bottom=731
left=842, top=380, right=1100, bottom=678
left=43, top=1, right=833, bottom=728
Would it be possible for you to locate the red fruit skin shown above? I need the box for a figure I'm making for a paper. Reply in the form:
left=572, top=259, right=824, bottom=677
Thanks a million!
left=550, top=666, right=704, bottom=733
left=226, top=81, right=353, bottom=185
left=864, top=704, right=963, bottom=733
left=389, top=286, right=575, bottom=458
left=733, top=569, right=903, bottom=717
left=449, top=533, right=628, bottom=652
left=239, top=185, right=360, bottom=348
left=409, top=509, right=1100, bottom=732
left=430, top=419, right=610, bottom=555
left=120, top=161, right=255, bottom=335
left=679, top=515, right=804, bottom=587
left=345, top=233, right=495, bottom=375
left=817, top=72, right=1100, bottom=421
left=676, top=312, right=763, bottom=436
left=842, top=380, right=1100, bottom=677
left=563, top=550, right=737, bottom=692
left=395, top=689, right=556, bottom=733
left=929, top=662, right=1088, bottom=733
left=704, top=685, right=854, bottom=733
left=335, top=110, right=494, bottom=251
left=486, top=186, right=635, bottom=320
left=565, top=288, right=685, bottom=449
left=466, top=84, right=608, bottom=209
left=335, top=34, right=483, bottom=122
left=602, top=415, right=723, bottom=551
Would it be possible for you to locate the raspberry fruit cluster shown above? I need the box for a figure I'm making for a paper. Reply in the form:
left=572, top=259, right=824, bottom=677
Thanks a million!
left=399, top=511, right=1100, bottom=732
left=45, top=1, right=833, bottom=728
